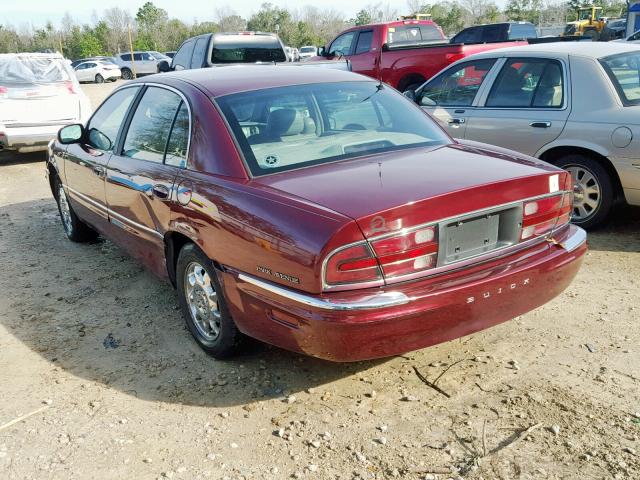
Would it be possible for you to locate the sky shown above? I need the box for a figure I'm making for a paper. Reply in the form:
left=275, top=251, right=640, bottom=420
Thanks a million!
left=5, top=0, right=419, bottom=28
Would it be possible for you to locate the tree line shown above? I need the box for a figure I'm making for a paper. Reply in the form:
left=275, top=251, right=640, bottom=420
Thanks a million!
left=0, top=0, right=629, bottom=59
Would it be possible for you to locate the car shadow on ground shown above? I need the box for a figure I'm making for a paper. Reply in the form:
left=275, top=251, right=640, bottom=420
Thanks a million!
left=586, top=204, right=640, bottom=253
left=0, top=151, right=46, bottom=165
left=0, top=199, right=387, bottom=408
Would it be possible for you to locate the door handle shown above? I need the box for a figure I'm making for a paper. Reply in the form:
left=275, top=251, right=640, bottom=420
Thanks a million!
left=530, top=121, right=552, bottom=128
left=151, top=184, right=170, bottom=200
left=448, top=118, right=465, bottom=125
left=93, top=165, right=105, bottom=177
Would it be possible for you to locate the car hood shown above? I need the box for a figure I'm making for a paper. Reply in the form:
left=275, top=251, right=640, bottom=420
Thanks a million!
left=255, top=142, right=563, bottom=237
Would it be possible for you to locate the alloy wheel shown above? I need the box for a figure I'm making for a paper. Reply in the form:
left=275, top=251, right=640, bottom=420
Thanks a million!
left=566, top=165, right=601, bottom=222
left=58, top=184, right=73, bottom=235
left=184, top=262, right=221, bottom=341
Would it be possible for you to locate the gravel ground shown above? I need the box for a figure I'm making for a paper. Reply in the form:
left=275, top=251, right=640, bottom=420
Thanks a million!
left=0, top=82, right=639, bottom=480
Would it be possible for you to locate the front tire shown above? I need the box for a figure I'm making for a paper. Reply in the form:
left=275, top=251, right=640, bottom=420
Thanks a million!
left=54, top=178, right=98, bottom=242
left=554, top=154, right=613, bottom=229
left=121, top=68, right=133, bottom=80
left=95, top=74, right=104, bottom=84
left=176, top=244, right=243, bottom=359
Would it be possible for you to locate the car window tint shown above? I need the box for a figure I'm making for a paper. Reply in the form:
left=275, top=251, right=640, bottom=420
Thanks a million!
left=87, top=63, right=96, bottom=68
left=165, top=102, right=190, bottom=167
left=354, top=31, right=373, bottom=55
left=329, top=32, right=356, bottom=56
left=420, top=59, right=496, bottom=107
left=173, top=40, right=195, bottom=69
left=452, top=27, right=481, bottom=44
left=191, top=37, right=207, bottom=69
left=482, top=25, right=504, bottom=42
left=486, top=58, right=564, bottom=108
left=122, top=87, right=182, bottom=163
left=120, top=54, right=131, bottom=61
left=600, top=51, right=640, bottom=105
left=87, top=87, right=140, bottom=151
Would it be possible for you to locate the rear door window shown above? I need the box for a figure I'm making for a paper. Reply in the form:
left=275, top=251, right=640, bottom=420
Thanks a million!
left=173, top=40, right=195, bottom=69
left=452, top=27, right=482, bottom=44
left=420, top=59, right=497, bottom=106
left=486, top=58, right=564, bottom=108
left=164, top=102, right=190, bottom=167
left=354, top=30, right=373, bottom=55
left=120, top=54, right=131, bottom=62
left=121, top=87, right=184, bottom=163
left=190, top=37, right=208, bottom=69
left=481, top=25, right=505, bottom=42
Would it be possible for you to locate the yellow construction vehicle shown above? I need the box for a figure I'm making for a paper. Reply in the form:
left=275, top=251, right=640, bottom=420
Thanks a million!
left=564, top=6, right=607, bottom=40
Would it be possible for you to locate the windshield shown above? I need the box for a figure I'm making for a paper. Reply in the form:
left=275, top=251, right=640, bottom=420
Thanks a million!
left=0, top=54, right=74, bottom=85
left=600, top=52, right=640, bottom=105
left=216, top=82, right=450, bottom=176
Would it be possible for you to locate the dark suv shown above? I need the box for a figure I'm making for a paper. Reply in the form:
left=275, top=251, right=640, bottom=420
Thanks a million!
left=450, top=22, right=538, bottom=44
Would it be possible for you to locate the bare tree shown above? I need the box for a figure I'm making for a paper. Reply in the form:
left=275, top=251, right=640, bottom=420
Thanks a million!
left=214, top=7, right=247, bottom=32
left=103, top=7, right=132, bottom=54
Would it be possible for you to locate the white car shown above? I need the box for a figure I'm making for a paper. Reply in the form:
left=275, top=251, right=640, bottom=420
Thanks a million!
left=298, top=45, right=318, bottom=60
left=614, top=29, right=640, bottom=43
left=0, top=53, right=92, bottom=153
left=115, top=51, right=163, bottom=79
left=409, top=42, right=640, bottom=228
left=73, top=60, right=121, bottom=83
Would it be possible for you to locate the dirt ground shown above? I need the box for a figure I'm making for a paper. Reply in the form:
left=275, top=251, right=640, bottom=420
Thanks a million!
left=0, top=82, right=639, bottom=480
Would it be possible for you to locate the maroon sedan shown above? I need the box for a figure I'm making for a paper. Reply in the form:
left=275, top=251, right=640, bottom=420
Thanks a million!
left=46, top=66, right=586, bottom=361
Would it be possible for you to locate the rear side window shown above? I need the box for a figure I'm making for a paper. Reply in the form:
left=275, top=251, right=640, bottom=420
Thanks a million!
left=133, top=53, right=143, bottom=61
left=120, top=54, right=131, bottom=61
left=122, top=87, right=184, bottom=163
left=481, top=25, right=505, bottom=42
left=190, top=37, right=208, bottom=69
left=420, top=59, right=497, bottom=107
left=600, top=52, right=640, bottom=105
left=388, top=24, right=444, bottom=45
left=452, top=27, right=481, bottom=44
left=165, top=102, right=190, bottom=167
left=486, top=58, right=564, bottom=108
left=354, top=31, right=373, bottom=55
left=509, top=23, right=537, bottom=39
left=87, top=87, right=140, bottom=151
left=173, top=40, right=195, bottom=70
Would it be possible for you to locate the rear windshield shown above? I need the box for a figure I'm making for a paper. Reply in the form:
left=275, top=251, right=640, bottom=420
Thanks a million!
left=216, top=82, right=450, bottom=176
left=0, top=55, right=73, bottom=85
left=600, top=52, right=640, bottom=105
left=211, top=36, right=286, bottom=63
left=387, top=24, right=444, bottom=45
left=509, top=23, right=537, bottom=39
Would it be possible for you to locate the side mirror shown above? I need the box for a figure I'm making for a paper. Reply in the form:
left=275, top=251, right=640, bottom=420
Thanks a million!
left=419, top=95, right=437, bottom=107
left=403, top=89, right=416, bottom=102
left=158, top=60, right=172, bottom=72
left=381, top=43, right=390, bottom=52
left=87, top=128, right=112, bottom=151
left=58, top=124, right=84, bottom=144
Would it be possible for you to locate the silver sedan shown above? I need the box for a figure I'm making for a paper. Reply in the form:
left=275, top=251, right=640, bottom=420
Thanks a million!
left=408, top=42, right=640, bottom=228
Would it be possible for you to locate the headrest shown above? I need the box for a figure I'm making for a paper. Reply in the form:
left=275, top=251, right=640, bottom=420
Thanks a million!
left=267, top=109, right=304, bottom=137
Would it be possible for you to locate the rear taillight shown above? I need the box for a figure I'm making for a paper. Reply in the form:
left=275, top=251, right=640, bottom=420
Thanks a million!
left=371, top=226, right=438, bottom=279
left=63, top=81, right=79, bottom=95
left=520, top=190, right=572, bottom=241
left=0, top=86, right=7, bottom=99
left=324, top=226, right=439, bottom=288
left=324, top=243, right=382, bottom=286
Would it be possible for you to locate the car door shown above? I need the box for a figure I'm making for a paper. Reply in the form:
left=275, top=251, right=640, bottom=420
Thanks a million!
left=104, top=85, right=189, bottom=276
left=141, top=52, right=157, bottom=74
left=416, top=58, right=499, bottom=138
left=63, top=85, right=141, bottom=231
left=346, top=29, right=377, bottom=78
left=84, top=62, right=97, bottom=81
left=74, top=62, right=90, bottom=82
left=464, top=56, right=571, bottom=156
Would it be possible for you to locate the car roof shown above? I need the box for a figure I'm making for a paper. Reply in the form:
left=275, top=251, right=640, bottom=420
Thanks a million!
left=148, top=65, right=373, bottom=97
left=466, top=41, right=640, bottom=59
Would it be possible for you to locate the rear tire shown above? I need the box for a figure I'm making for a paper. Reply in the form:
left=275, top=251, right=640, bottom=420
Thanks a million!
left=554, top=154, right=613, bottom=229
left=121, top=68, right=133, bottom=80
left=176, top=244, right=244, bottom=359
left=95, top=74, right=104, bottom=84
left=54, top=177, right=98, bottom=242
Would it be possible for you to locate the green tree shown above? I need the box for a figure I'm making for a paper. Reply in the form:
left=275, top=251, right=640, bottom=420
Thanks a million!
left=353, top=9, right=373, bottom=26
left=247, top=3, right=295, bottom=43
left=135, top=1, right=168, bottom=50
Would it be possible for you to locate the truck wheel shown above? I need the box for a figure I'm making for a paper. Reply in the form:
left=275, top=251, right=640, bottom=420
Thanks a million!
left=555, top=154, right=613, bottom=229
left=176, top=244, right=244, bottom=359
left=54, top=177, right=98, bottom=242
left=121, top=68, right=133, bottom=80
left=584, top=30, right=599, bottom=41
left=95, top=74, right=104, bottom=84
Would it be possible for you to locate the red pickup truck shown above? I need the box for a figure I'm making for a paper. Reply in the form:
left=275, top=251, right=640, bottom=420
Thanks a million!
left=317, top=19, right=527, bottom=91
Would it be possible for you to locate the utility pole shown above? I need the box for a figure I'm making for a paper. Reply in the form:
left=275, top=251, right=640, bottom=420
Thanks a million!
left=128, top=23, right=137, bottom=79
